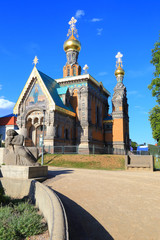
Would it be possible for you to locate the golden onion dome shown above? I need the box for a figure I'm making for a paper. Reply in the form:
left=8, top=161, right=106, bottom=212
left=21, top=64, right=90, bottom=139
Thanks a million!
left=115, top=65, right=125, bottom=76
left=63, top=35, right=81, bottom=52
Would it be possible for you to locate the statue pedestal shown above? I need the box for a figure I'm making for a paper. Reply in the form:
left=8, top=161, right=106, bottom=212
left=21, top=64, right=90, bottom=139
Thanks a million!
left=1, top=165, right=48, bottom=180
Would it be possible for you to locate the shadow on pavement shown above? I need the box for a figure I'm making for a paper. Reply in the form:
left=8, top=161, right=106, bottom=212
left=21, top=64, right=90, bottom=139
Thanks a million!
left=47, top=169, right=74, bottom=179
left=54, top=190, right=114, bottom=240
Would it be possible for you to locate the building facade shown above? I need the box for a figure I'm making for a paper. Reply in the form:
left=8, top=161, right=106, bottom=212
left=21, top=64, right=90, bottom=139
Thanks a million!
left=0, top=114, right=18, bottom=143
left=13, top=17, right=129, bottom=153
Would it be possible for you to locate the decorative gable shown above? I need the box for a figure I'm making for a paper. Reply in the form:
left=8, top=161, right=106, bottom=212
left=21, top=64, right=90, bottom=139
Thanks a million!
left=13, top=67, right=55, bottom=114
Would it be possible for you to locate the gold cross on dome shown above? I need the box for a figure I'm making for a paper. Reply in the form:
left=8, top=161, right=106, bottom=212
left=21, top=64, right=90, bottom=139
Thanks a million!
left=115, top=52, right=123, bottom=68
left=33, top=56, right=39, bottom=67
left=67, top=17, right=78, bottom=38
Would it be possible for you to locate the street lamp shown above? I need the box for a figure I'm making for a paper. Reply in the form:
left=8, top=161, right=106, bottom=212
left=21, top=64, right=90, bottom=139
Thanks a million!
left=41, top=109, right=46, bottom=166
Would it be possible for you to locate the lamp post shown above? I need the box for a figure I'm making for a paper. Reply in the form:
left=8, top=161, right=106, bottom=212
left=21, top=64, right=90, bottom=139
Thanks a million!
left=41, top=109, right=45, bottom=166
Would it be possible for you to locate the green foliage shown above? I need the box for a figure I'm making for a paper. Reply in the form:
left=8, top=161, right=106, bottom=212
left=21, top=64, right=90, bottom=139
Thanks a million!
left=148, top=35, right=160, bottom=103
left=148, top=34, right=160, bottom=143
left=0, top=198, right=47, bottom=240
left=39, top=154, right=125, bottom=170
left=131, top=141, right=137, bottom=150
left=149, top=105, right=160, bottom=144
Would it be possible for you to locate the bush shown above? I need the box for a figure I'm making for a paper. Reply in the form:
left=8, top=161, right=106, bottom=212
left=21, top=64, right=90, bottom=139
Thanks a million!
left=0, top=194, right=47, bottom=240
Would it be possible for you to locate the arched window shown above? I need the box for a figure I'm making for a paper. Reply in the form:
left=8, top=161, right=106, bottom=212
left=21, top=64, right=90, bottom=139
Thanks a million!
left=73, top=66, right=76, bottom=76
left=69, top=54, right=71, bottom=62
left=67, top=67, right=70, bottom=76
left=72, top=52, right=76, bottom=62
left=65, top=128, right=69, bottom=140
left=34, top=117, right=38, bottom=124
left=56, top=125, right=59, bottom=138
left=29, top=125, right=35, bottom=139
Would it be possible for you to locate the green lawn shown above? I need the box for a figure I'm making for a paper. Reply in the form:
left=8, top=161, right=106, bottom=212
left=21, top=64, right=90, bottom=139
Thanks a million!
left=38, top=154, right=125, bottom=170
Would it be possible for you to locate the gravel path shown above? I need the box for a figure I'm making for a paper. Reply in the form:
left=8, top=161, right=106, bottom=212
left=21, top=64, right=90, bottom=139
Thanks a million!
left=44, top=167, right=160, bottom=240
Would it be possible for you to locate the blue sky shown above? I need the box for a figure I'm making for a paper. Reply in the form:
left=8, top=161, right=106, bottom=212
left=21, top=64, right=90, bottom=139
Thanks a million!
left=0, top=0, right=159, bottom=145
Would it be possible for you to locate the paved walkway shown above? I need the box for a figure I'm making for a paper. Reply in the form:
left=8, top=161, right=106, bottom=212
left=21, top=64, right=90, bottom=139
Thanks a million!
left=44, top=167, right=160, bottom=240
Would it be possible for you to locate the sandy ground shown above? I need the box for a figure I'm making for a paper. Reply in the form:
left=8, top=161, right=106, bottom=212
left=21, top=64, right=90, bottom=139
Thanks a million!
left=26, top=230, right=49, bottom=240
left=44, top=167, right=160, bottom=240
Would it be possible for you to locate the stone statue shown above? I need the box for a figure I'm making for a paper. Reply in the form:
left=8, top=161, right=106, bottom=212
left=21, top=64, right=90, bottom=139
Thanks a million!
left=4, top=129, right=40, bottom=166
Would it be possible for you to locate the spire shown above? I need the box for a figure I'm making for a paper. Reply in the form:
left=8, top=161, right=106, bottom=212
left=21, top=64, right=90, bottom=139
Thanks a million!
left=33, top=56, right=39, bottom=67
left=115, top=52, right=125, bottom=83
left=63, top=17, right=81, bottom=77
left=63, top=17, right=81, bottom=53
left=112, top=52, right=129, bottom=152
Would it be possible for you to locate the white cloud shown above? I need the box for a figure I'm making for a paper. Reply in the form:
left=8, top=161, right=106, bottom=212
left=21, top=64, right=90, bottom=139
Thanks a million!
left=98, top=71, right=108, bottom=76
left=75, top=10, right=85, bottom=19
left=97, top=28, right=103, bottom=35
left=0, top=97, right=15, bottom=109
left=91, top=18, right=103, bottom=22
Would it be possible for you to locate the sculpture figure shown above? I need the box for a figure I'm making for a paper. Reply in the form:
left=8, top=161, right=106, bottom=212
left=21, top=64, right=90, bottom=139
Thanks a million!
left=4, top=129, right=40, bottom=166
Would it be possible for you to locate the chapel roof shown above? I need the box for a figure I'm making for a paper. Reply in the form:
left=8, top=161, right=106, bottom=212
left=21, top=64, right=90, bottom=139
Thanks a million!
left=38, top=70, right=75, bottom=114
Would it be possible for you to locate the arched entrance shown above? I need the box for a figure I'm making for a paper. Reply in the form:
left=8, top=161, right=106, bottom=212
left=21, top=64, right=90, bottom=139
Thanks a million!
left=26, top=110, right=46, bottom=147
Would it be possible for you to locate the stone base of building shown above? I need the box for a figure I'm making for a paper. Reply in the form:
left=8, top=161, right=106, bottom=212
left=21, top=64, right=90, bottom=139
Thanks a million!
left=112, top=141, right=127, bottom=154
left=1, top=165, right=48, bottom=180
left=44, top=138, right=54, bottom=146
left=113, top=141, right=125, bottom=149
left=78, top=143, right=90, bottom=154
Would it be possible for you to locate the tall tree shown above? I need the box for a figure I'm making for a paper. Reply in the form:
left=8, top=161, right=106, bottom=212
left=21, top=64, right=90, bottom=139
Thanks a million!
left=148, top=35, right=160, bottom=103
left=149, top=105, right=160, bottom=144
left=148, top=34, right=160, bottom=144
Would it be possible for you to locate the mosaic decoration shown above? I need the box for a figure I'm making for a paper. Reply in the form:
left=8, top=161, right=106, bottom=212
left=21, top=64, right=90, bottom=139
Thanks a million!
left=26, top=81, right=46, bottom=107
left=65, top=82, right=87, bottom=89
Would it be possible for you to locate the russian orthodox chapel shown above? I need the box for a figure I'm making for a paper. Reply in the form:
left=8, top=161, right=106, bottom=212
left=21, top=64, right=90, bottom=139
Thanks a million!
left=13, top=17, right=129, bottom=153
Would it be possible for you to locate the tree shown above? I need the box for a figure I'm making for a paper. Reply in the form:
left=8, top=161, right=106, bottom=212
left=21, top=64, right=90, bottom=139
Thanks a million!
left=149, top=105, right=160, bottom=144
left=131, top=141, right=138, bottom=150
left=148, top=34, right=160, bottom=144
left=148, top=35, right=160, bottom=103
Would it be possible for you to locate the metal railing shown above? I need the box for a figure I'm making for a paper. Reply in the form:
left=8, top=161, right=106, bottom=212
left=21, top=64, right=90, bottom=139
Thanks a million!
left=38, top=145, right=127, bottom=155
